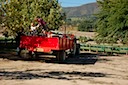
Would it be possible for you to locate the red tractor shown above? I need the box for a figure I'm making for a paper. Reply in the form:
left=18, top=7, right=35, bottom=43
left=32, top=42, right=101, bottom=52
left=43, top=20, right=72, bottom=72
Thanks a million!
left=18, top=32, right=80, bottom=61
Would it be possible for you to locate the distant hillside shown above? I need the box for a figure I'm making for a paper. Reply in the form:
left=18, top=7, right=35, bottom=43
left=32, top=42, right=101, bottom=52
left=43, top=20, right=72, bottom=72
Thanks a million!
left=63, top=2, right=99, bottom=18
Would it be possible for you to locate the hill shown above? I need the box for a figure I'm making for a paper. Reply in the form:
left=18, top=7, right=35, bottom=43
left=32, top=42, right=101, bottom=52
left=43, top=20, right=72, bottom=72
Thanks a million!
left=63, top=2, right=99, bottom=18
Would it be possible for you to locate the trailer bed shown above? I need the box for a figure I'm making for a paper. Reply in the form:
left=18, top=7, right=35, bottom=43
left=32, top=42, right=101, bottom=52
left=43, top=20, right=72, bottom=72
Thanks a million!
left=20, top=35, right=74, bottom=53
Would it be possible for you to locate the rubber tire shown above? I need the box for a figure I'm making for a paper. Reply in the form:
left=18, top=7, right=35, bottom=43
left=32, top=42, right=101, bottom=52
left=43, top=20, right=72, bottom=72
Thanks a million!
left=56, top=50, right=66, bottom=62
left=18, top=48, right=33, bottom=59
left=70, top=40, right=77, bottom=56
left=70, top=40, right=80, bottom=57
left=76, top=44, right=80, bottom=55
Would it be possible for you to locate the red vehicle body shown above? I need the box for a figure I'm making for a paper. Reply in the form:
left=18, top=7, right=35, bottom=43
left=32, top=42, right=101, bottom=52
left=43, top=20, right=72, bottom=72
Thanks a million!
left=20, top=35, right=74, bottom=52
left=19, top=34, right=79, bottom=61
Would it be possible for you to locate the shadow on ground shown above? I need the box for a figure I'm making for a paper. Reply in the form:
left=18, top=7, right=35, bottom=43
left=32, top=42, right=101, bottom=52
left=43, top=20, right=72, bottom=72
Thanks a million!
left=0, top=70, right=108, bottom=80
left=0, top=49, right=114, bottom=65
left=0, top=49, right=98, bottom=65
left=0, top=49, right=112, bottom=80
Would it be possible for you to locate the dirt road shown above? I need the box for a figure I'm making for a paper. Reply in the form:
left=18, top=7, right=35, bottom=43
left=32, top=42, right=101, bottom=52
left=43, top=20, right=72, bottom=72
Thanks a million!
left=0, top=51, right=128, bottom=85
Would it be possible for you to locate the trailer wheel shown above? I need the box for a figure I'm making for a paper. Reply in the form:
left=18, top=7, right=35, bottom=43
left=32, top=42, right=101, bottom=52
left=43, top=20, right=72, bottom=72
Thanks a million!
left=18, top=48, right=33, bottom=59
left=56, top=50, right=66, bottom=61
left=72, top=42, right=77, bottom=55
left=70, top=40, right=77, bottom=56
left=76, top=44, right=80, bottom=55
left=70, top=41, right=80, bottom=56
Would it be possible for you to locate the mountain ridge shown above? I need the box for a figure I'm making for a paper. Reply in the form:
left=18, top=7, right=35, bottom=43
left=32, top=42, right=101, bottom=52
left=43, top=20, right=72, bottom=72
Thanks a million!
left=63, top=2, right=99, bottom=18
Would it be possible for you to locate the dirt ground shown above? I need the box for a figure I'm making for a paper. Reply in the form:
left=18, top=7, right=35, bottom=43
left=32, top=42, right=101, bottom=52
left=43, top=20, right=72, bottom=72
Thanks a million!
left=0, top=50, right=128, bottom=85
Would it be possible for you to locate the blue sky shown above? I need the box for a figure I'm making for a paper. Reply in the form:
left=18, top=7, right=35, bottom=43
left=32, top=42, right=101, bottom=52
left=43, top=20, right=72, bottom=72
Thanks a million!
left=58, top=0, right=96, bottom=7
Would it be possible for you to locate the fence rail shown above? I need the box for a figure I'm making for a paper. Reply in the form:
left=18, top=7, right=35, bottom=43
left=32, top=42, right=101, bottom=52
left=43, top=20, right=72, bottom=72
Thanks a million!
left=0, top=39, right=16, bottom=49
left=80, top=44, right=128, bottom=55
left=0, top=38, right=15, bottom=43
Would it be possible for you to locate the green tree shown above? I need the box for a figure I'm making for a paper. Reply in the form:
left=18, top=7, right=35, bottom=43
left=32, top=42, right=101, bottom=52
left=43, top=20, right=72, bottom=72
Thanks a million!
left=78, top=18, right=96, bottom=32
left=96, top=0, right=128, bottom=44
left=1, top=0, right=65, bottom=36
left=0, top=0, right=5, bottom=24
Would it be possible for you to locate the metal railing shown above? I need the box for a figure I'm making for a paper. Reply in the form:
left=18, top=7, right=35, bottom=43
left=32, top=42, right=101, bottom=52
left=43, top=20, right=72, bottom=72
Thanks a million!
left=80, top=44, right=128, bottom=55
left=0, top=38, right=16, bottom=49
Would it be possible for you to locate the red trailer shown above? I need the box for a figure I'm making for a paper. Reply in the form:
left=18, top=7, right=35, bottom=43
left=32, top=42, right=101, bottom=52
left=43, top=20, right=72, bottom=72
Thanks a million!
left=18, top=33, right=80, bottom=61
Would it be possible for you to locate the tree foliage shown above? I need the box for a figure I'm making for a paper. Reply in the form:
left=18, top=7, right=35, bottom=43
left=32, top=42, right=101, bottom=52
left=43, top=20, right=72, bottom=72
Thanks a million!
left=65, top=18, right=82, bottom=27
left=78, top=17, right=96, bottom=32
left=1, top=0, right=65, bottom=36
left=0, top=0, right=5, bottom=24
left=96, top=0, right=128, bottom=44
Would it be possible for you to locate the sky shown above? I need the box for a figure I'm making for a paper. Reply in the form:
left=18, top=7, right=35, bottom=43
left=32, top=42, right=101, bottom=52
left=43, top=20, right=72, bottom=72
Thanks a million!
left=58, top=0, right=96, bottom=7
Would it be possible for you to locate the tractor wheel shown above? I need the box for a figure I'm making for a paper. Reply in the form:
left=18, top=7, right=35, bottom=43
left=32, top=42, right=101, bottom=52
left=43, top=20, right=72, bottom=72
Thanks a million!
left=56, top=50, right=66, bottom=62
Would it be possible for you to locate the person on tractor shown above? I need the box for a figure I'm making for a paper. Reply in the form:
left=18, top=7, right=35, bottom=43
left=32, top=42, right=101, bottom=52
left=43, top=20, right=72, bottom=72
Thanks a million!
left=34, top=16, right=48, bottom=36
left=30, top=22, right=38, bottom=35
left=30, top=22, right=37, bottom=31
left=34, top=16, right=48, bottom=30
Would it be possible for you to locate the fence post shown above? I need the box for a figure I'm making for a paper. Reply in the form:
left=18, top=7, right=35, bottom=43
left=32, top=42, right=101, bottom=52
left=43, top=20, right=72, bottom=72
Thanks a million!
left=111, top=46, right=113, bottom=55
left=96, top=46, right=98, bottom=53
left=103, top=45, right=105, bottom=53
left=89, top=44, right=91, bottom=52
left=11, top=39, right=13, bottom=44
left=5, top=38, right=7, bottom=47
left=102, top=45, right=105, bottom=53
left=118, top=46, right=120, bottom=54
left=126, top=50, right=128, bottom=55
